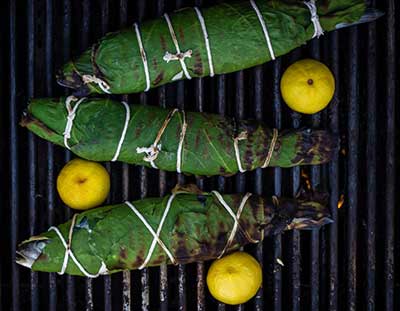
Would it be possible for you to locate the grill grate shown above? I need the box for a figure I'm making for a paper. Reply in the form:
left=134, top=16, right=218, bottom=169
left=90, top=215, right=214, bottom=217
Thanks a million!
left=1, top=0, right=399, bottom=310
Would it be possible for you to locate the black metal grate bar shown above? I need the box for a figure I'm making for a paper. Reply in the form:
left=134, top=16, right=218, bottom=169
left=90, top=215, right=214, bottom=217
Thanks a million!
left=1, top=0, right=399, bottom=310
left=310, top=38, right=321, bottom=311
left=100, top=2, right=113, bottom=310
left=346, top=26, right=359, bottom=311
left=120, top=0, right=131, bottom=309
left=272, top=59, right=283, bottom=311
left=217, top=73, right=227, bottom=311
left=253, top=65, right=264, bottom=311
left=384, top=0, right=396, bottom=309
left=27, top=0, right=39, bottom=310
left=366, top=2, right=377, bottom=309
left=328, top=30, right=339, bottom=311
left=62, top=1, right=77, bottom=310
left=9, top=0, right=19, bottom=309
left=45, top=1, right=57, bottom=310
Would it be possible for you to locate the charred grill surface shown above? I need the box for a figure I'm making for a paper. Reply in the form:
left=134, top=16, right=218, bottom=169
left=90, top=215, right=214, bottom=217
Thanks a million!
left=0, top=0, right=398, bottom=310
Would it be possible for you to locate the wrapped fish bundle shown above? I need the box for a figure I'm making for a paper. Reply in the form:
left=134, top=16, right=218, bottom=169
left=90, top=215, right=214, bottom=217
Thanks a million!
left=56, top=0, right=376, bottom=95
left=16, top=185, right=332, bottom=277
left=21, top=97, right=337, bottom=176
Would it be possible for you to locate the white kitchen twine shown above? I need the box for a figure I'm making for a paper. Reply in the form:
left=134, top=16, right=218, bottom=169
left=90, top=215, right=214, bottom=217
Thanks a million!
left=211, top=191, right=259, bottom=258
left=133, top=23, right=151, bottom=92
left=125, top=200, right=177, bottom=268
left=304, top=0, right=324, bottom=38
left=171, top=71, right=184, bottom=81
left=140, top=194, right=178, bottom=268
left=136, top=143, right=161, bottom=169
left=136, top=108, right=178, bottom=169
left=163, top=50, right=193, bottom=63
left=217, top=192, right=253, bottom=258
left=111, top=101, right=130, bottom=162
left=48, top=191, right=257, bottom=273
left=176, top=110, right=187, bottom=173
left=249, top=0, right=275, bottom=60
left=48, top=214, right=108, bottom=278
left=233, top=131, right=248, bottom=173
left=163, top=13, right=192, bottom=80
left=261, top=128, right=278, bottom=168
left=63, top=96, right=86, bottom=150
left=82, top=74, right=111, bottom=94
left=193, top=7, right=215, bottom=77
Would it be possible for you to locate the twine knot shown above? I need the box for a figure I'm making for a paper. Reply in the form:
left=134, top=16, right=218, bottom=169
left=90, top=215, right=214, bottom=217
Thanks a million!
left=235, top=131, right=248, bottom=141
left=304, top=0, right=324, bottom=38
left=163, top=50, right=193, bottom=63
left=233, top=131, right=248, bottom=173
left=136, top=144, right=162, bottom=163
left=82, top=74, right=111, bottom=94
left=63, top=96, right=85, bottom=149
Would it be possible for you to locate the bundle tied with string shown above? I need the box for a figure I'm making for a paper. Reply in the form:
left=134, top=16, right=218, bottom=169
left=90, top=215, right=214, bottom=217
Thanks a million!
left=21, top=97, right=338, bottom=176
left=57, top=0, right=369, bottom=95
left=16, top=185, right=333, bottom=277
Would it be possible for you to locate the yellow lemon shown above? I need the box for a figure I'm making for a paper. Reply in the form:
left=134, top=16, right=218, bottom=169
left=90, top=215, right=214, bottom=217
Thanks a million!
left=206, top=252, right=262, bottom=305
left=280, top=59, right=335, bottom=114
left=57, top=158, right=110, bottom=210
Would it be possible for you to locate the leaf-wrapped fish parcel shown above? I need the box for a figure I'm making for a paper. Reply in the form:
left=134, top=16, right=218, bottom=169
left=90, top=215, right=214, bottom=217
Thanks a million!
left=57, top=0, right=371, bottom=95
left=21, top=97, right=338, bottom=176
left=16, top=185, right=332, bottom=277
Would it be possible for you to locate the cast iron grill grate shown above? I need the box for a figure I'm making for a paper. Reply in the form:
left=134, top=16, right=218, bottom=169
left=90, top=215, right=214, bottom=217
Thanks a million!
left=0, top=0, right=398, bottom=310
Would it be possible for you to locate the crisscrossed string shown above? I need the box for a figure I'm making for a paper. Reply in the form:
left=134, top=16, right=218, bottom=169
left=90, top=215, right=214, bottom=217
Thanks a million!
left=48, top=214, right=108, bottom=278
left=125, top=199, right=177, bottom=268
left=163, top=13, right=192, bottom=80
left=49, top=190, right=261, bottom=273
left=211, top=191, right=259, bottom=258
